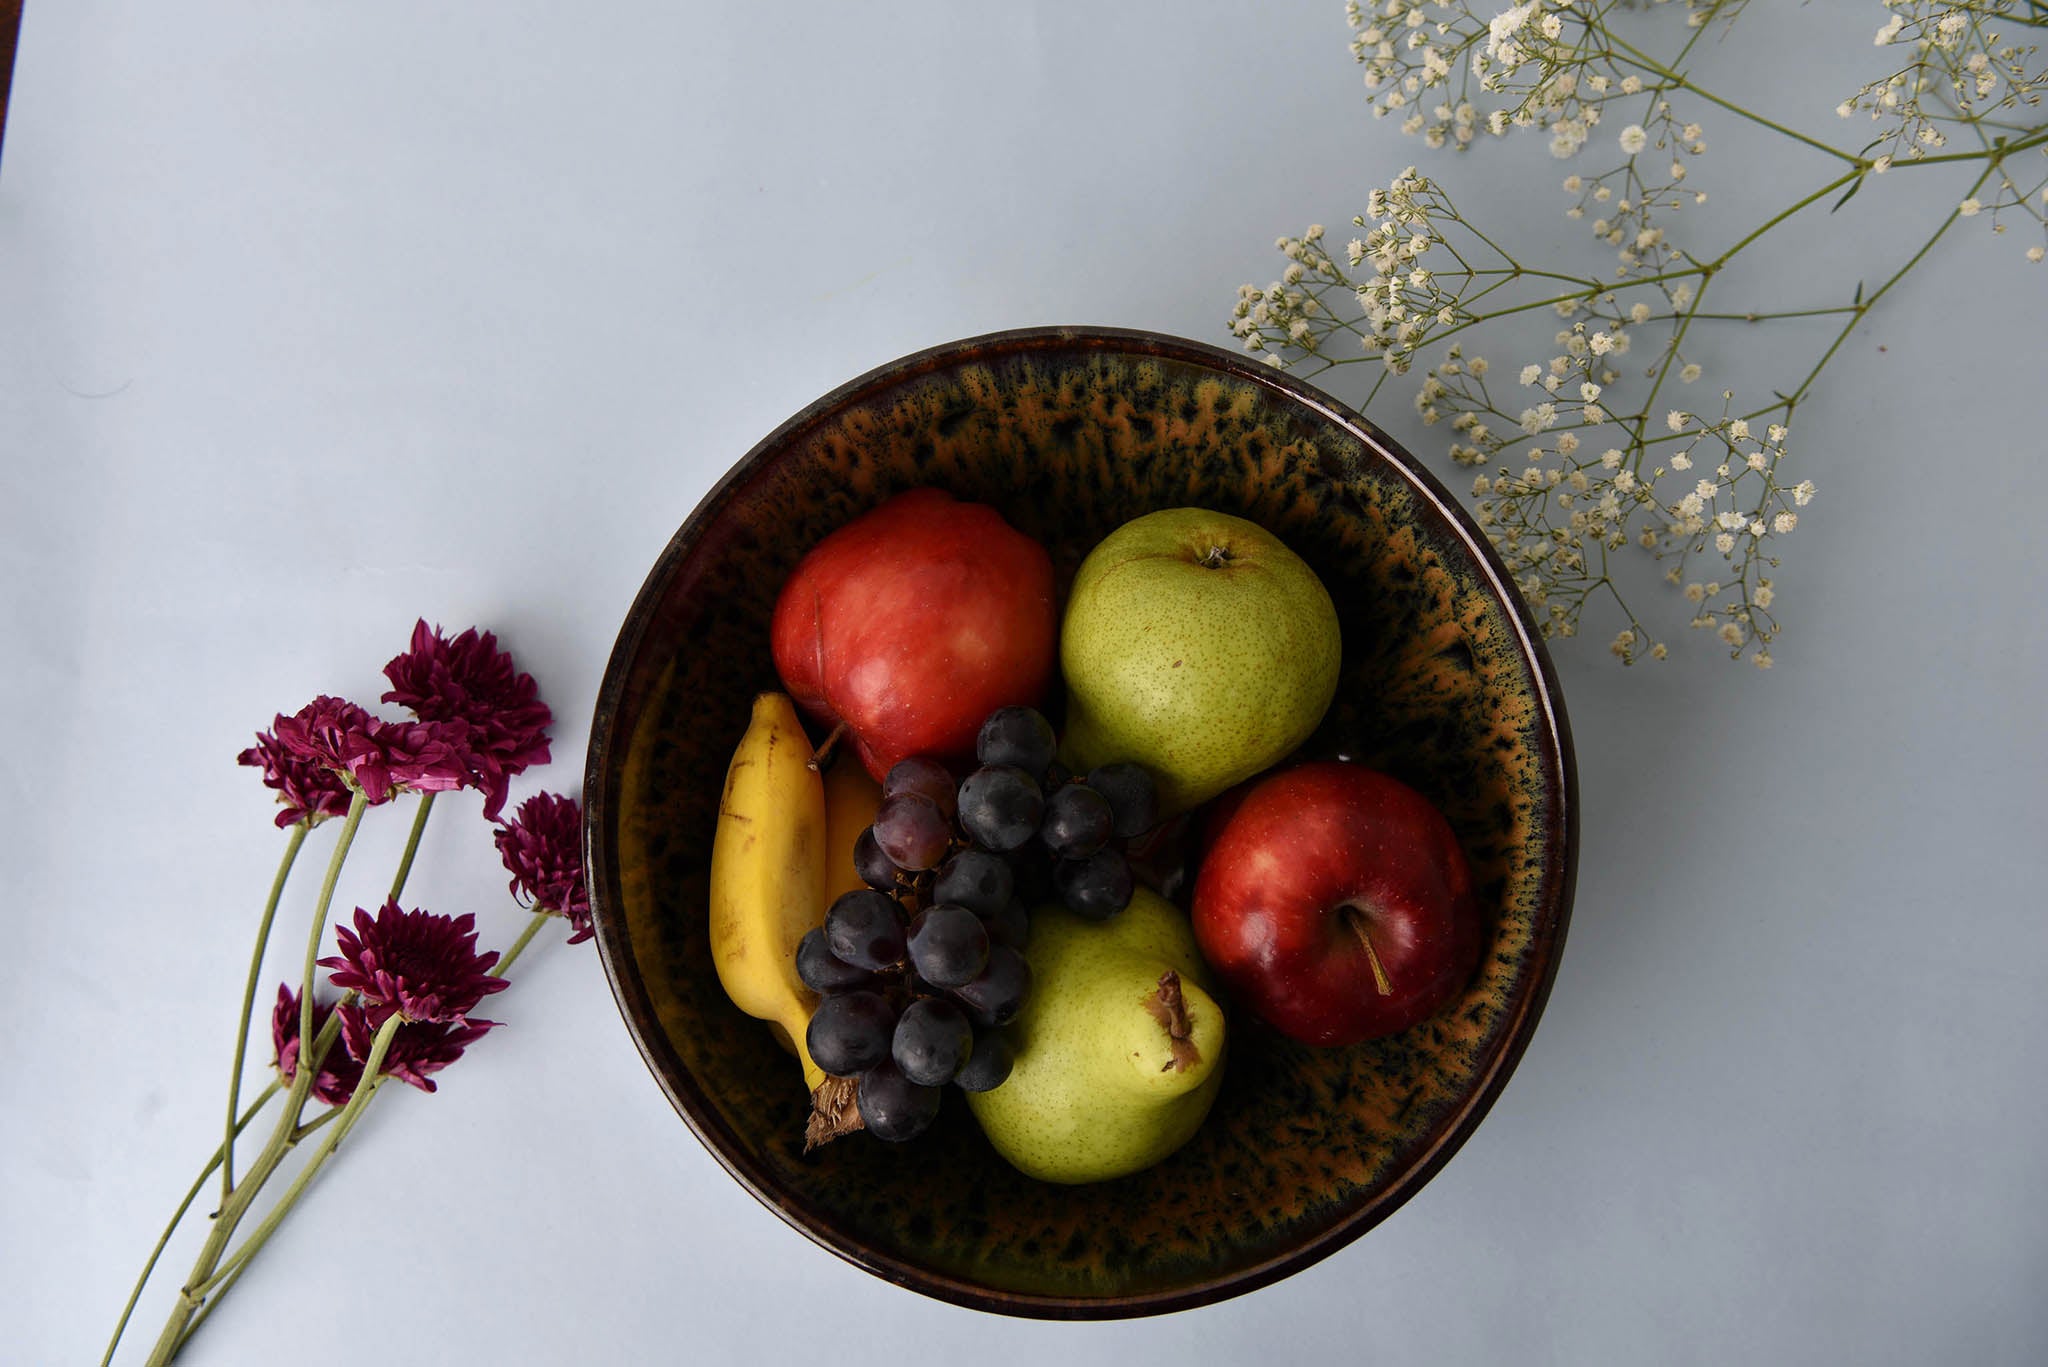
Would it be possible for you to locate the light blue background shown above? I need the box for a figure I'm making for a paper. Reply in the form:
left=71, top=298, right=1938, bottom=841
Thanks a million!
left=3, top=3, right=2043, bottom=1363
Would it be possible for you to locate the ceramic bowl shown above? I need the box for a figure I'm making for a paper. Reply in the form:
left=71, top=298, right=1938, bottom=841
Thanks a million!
left=584, top=326, right=1577, bottom=1318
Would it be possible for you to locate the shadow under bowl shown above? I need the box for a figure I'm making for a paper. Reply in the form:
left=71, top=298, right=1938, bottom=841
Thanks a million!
left=584, top=326, right=1577, bottom=1318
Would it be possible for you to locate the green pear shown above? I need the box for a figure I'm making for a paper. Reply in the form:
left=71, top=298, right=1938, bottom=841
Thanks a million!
left=1059, top=507, right=1341, bottom=816
left=966, top=888, right=1226, bottom=1185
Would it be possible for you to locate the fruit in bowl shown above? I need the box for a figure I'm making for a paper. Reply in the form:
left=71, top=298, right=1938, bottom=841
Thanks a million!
left=967, top=889, right=1226, bottom=1185
left=1192, top=761, right=1485, bottom=1047
left=587, top=327, right=1576, bottom=1318
left=770, top=488, right=1058, bottom=781
left=1060, top=507, right=1343, bottom=817
left=752, top=698, right=1169, bottom=1151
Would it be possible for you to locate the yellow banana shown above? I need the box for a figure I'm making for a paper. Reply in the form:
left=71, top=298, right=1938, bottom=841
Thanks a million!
left=822, top=756, right=884, bottom=907
left=709, top=692, right=830, bottom=1095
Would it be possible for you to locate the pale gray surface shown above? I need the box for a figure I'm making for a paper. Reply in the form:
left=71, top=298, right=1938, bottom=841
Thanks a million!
left=3, top=3, right=2044, bottom=1364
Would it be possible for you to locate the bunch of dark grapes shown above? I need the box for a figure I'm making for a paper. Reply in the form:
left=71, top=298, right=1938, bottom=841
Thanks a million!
left=800, top=705, right=1159, bottom=1142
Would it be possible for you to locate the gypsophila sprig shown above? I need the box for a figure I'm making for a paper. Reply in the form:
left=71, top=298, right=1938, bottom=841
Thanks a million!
left=105, top=619, right=589, bottom=1367
left=1242, top=1, right=2047, bottom=665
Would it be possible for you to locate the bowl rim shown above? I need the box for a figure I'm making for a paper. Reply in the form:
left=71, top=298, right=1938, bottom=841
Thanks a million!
left=583, top=324, right=1579, bottom=1320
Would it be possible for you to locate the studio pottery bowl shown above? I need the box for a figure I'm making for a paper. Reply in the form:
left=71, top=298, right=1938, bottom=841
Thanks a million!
left=584, top=326, right=1577, bottom=1318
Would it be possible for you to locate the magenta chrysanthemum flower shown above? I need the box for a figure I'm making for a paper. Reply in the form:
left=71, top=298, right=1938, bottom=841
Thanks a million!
left=337, top=1001, right=496, bottom=1094
left=383, top=620, right=553, bottom=820
left=269, top=694, right=377, bottom=780
left=494, top=792, right=592, bottom=944
left=317, top=900, right=510, bottom=1025
left=348, top=717, right=473, bottom=806
left=271, top=985, right=363, bottom=1107
left=270, top=695, right=472, bottom=807
left=238, top=728, right=354, bottom=829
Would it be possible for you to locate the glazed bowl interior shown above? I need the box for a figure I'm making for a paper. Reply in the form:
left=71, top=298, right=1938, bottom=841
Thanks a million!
left=586, top=327, right=1575, bottom=1318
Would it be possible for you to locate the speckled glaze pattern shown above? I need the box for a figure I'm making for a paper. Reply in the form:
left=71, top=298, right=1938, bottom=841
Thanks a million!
left=587, top=328, right=1577, bottom=1318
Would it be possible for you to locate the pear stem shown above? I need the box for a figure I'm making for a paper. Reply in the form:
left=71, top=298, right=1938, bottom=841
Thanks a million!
left=808, top=722, right=847, bottom=771
left=1343, top=906, right=1394, bottom=997
left=1144, top=971, right=1201, bottom=1073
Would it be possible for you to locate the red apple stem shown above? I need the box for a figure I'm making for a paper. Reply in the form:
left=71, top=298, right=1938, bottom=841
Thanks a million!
left=1342, top=906, right=1394, bottom=997
left=808, top=722, right=847, bottom=772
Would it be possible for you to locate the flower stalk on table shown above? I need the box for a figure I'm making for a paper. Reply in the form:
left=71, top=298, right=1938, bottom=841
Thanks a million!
left=102, top=621, right=592, bottom=1366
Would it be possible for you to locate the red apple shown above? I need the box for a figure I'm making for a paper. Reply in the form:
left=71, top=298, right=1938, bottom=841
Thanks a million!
left=770, top=488, right=1056, bottom=780
left=1191, top=761, right=1483, bottom=1046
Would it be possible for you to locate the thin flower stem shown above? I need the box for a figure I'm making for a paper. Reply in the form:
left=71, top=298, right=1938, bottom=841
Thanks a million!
left=297, top=790, right=367, bottom=1080
left=1363, top=368, right=1392, bottom=409
left=1460, top=274, right=1523, bottom=311
left=221, top=823, right=306, bottom=1201
left=189, top=1015, right=404, bottom=1306
left=222, top=819, right=309, bottom=1205
left=1887, top=128, right=2048, bottom=168
left=98, top=1082, right=281, bottom=1367
left=141, top=886, right=346, bottom=1361
left=1599, top=36, right=1862, bottom=164
left=491, top=910, right=554, bottom=978
left=170, top=1258, right=247, bottom=1355
left=1711, top=169, right=1864, bottom=269
left=1786, top=163, right=1998, bottom=407
left=1423, top=267, right=1700, bottom=348
left=303, top=991, right=351, bottom=1067
left=1685, top=306, right=1862, bottom=322
left=387, top=791, right=435, bottom=904
left=323, top=1068, right=390, bottom=1152
left=1444, top=212, right=1526, bottom=269
left=1665, top=5, right=1716, bottom=70
left=142, top=1057, right=319, bottom=1367
left=1628, top=279, right=1710, bottom=471
left=291, top=1104, right=342, bottom=1146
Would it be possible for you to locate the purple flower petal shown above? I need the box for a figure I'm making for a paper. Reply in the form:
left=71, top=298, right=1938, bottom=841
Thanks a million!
left=383, top=621, right=553, bottom=820
left=271, top=984, right=362, bottom=1107
left=494, top=793, right=592, bottom=943
left=338, top=1000, right=497, bottom=1094
left=318, top=899, right=510, bottom=1024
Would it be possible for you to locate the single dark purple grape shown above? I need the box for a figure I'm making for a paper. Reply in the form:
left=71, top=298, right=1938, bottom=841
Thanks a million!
left=975, top=705, right=1056, bottom=776
left=883, top=756, right=958, bottom=824
left=906, top=903, right=990, bottom=989
left=872, top=791, right=952, bottom=871
left=853, top=827, right=901, bottom=892
left=1040, top=782, right=1114, bottom=860
left=795, top=926, right=876, bottom=994
left=949, top=944, right=1032, bottom=1027
left=932, top=849, right=1013, bottom=917
left=891, top=997, right=974, bottom=1086
left=805, top=990, right=896, bottom=1077
left=856, top=1057, right=943, bottom=1142
left=953, top=1029, right=1015, bottom=1093
left=825, top=888, right=907, bottom=970
left=980, top=899, right=1030, bottom=952
left=957, top=765, right=1042, bottom=852
left=1085, top=762, right=1160, bottom=838
left=1056, top=848, right=1134, bottom=921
